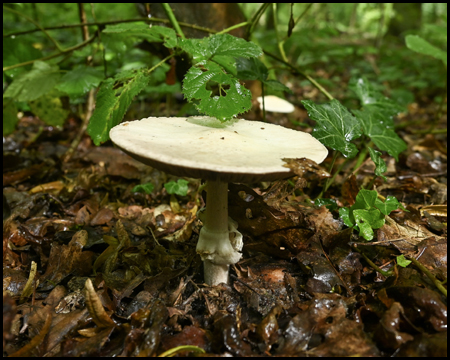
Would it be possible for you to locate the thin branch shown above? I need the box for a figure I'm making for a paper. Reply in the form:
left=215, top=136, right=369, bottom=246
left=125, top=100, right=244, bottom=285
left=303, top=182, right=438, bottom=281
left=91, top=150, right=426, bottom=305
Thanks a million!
left=3, top=34, right=97, bottom=72
left=4, top=17, right=217, bottom=38
left=161, top=3, right=185, bottom=39
left=263, top=49, right=334, bottom=100
left=4, top=5, right=63, bottom=51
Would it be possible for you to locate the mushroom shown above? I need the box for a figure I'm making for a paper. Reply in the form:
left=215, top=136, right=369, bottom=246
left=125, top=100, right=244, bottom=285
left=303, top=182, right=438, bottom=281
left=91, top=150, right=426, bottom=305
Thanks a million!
left=109, top=116, right=327, bottom=286
left=257, top=95, right=295, bottom=113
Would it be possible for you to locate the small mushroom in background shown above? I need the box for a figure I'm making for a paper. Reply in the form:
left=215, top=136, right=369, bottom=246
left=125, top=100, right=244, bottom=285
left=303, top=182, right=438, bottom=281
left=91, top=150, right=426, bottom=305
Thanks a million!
left=110, top=116, right=328, bottom=286
left=257, top=95, right=295, bottom=113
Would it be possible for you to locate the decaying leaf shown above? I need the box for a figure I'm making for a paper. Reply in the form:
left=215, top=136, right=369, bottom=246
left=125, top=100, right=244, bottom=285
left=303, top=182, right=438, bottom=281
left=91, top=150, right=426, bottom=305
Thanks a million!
left=84, top=278, right=116, bottom=328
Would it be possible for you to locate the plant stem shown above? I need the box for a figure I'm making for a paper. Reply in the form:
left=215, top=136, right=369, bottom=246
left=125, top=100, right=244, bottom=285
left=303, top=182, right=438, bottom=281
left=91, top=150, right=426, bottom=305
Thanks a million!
left=4, top=5, right=63, bottom=51
left=261, top=82, right=266, bottom=122
left=216, top=22, right=248, bottom=35
left=4, top=17, right=216, bottom=38
left=3, top=35, right=96, bottom=72
left=246, top=3, right=271, bottom=38
left=263, top=50, right=334, bottom=100
left=161, top=3, right=185, bottom=39
left=407, top=256, right=447, bottom=297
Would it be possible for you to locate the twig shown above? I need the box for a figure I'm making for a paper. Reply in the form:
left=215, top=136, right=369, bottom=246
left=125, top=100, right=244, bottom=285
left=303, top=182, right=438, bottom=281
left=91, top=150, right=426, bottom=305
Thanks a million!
left=3, top=34, right=96, bottom=72
left=263, top=49, right=334, bottom=100
left=4, top=17, right=216, bottom=38
left=407, top=255, right=447, bottom=298
left=161, top=3, right=185, bottom=39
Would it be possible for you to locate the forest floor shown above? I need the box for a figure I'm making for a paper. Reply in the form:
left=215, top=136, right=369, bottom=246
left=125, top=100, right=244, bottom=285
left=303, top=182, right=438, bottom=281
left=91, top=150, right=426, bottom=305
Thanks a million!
left=3, top=63, right=447, bottom=356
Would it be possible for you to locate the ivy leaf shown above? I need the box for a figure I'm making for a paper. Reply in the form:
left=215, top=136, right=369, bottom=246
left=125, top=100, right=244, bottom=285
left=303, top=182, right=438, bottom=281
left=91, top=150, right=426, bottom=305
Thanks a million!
left=164, top=179, right=189, bottom=196
left=352, top=189, right=378, bottom=210
left=132, top=183, right=154, bottom=195
left=374, top=195, right=406, bottom=215
left=368, top=147, right=387, bottom=181
left=349, top=77, right=405, bottom=119
left=353, top=107, right=407, bottom=161
left=103, top=23, right=177, bottom=48
left=353, top=208, right=385, bottom=240
left=87, top=70, right=150, bottom=145
left=405, top=35, right=447, bottom=66
left=182, top=61, right=252, bottom=122
left=3, top=61, right=60, bottom=102
left=315, top=198, right=338, bottom=211
left=396, top=255, right=412, bottom=268
left=56, top=66, right=104, bottom=97
left=302, top=99, right=362, bottom=158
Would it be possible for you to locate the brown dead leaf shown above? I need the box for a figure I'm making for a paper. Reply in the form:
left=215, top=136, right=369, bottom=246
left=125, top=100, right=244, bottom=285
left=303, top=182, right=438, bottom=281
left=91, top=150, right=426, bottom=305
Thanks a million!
left=282, top=157, right=330, bottom=179
left=39, top=230, right=92, bottom=291
left=341, top=174, right=359, bottom=206
left=84, top=278, right=116, bottom=328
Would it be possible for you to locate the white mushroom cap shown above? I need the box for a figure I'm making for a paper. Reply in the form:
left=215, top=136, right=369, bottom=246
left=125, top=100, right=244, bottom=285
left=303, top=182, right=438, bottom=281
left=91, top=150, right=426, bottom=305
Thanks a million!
left=110, top=116, right=327, bottom=183
left=257, top=95, right=295, bottom=113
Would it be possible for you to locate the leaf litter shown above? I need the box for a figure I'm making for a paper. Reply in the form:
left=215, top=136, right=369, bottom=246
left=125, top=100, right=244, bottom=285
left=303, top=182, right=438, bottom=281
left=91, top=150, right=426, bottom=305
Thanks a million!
left=3, top=82, right=447, bottom=358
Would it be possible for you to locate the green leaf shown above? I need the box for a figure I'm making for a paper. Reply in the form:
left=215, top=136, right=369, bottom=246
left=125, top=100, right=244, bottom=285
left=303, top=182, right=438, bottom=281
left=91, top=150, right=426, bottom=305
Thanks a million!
left=353, top=208, right=385, bottom=240
left=374, top=195, right=406, bottom=215
left=236, top=57, right=268, bottom=81
left=405, top=35, right=447, bottom=66
left=3, top=99, right=18, bottom=135
left=353, top=107, right=407, bottom=161
left=339, top=207, right=354, bottom=228
left=315, top=198, right=338, bottom=211
left=103, top=24, right=177, bottom=48
left=3, top=37, right=43, bottom=78
left=3, top=61, right=61, bottom=102
left=132, top=183, right=154, bottom=195
left=396, top=255, right=412, bottom=268
left=352, top=189, right=378, bottom=210
left=349, top=77, right=405, bottom=118
left=56, top=66, right=104, bottom=97
left=368, top=147, right=387, bottom=181
left=263, top=79, right=292, bottom=93
left=182, top=61, right=252, bottom=122
left=28, top=89, right=69, bottom=127
left=302, top=99, right=362, bottom=158
left=87, top=70, right=150, bottom=145
left=164, top=179, right=189, bottom=196
left=180, top=34, right=262, bottom=64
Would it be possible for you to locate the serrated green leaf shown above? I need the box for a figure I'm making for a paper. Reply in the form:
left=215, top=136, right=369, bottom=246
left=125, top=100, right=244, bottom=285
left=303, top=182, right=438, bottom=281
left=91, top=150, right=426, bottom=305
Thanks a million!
left=349, top=77, right=405, bottom=118
left=374, top=195, right=406, bottom=215
left=405, top=35, right=447, bottom=66
left=3, top=99, right=18, bottom=135
left=396, top=255, right=412, bottom=268
left=87, top=70, right=150, bottom=145
left=182, top=61, right=252, bottom=122
left=302, top=99, right=362, bottom=158
left=103, top=23, right=177, bottom=48
left=56, top=66, right=104, bottom=97
left=132, top=183, right=154, bottom=195
left=353, top=107, right=407, bottom=161
left=3, top=61, right=60, bottom=102
left=28, top=89, right=69, bottom=127
left=164, top=179, right=189, bottom=196
left=180, top=34, right=262, bottom=64
left=368, top=147, right=387, bottom=181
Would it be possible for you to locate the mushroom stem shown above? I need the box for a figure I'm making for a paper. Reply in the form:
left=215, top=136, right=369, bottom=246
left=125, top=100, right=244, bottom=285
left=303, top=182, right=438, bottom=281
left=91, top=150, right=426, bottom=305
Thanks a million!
left=196, top=180, right=242, bottom=286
